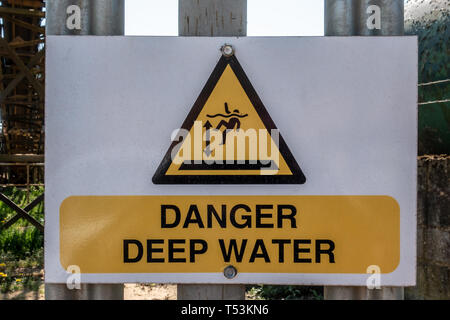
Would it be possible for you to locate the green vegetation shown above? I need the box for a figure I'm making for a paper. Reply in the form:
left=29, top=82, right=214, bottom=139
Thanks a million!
left=0, top=248, right=43, bottom=295
left=0, top=187, right=44, bottom=295
left=405, top=1, right=450, bottom=154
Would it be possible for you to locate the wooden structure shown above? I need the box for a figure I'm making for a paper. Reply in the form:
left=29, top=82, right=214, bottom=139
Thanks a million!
left=0, top=0, right=45, bottom=186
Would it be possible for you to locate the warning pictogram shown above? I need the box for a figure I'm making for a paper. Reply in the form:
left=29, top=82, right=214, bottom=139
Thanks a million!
left=153, top=51, right=306, bottom=184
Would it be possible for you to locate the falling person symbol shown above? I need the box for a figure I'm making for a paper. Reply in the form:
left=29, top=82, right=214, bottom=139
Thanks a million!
left=207, top=102, right=248, bottom=145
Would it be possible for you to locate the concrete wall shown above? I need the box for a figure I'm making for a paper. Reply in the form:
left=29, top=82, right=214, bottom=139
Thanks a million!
left=406, top=156, right=450, bottom=299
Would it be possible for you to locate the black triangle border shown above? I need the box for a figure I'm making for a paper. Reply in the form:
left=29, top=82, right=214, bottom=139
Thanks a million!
left=152, top=54, right=306, bottom=184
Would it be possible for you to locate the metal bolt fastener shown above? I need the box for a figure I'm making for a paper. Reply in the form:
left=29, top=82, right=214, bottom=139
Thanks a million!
left=221, top=44, right=234, bottom=57
left=223, top=265, right=238, bottom=279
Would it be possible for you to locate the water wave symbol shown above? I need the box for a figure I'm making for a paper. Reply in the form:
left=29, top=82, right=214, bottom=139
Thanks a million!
left=206, top=113, right=248, bottom=118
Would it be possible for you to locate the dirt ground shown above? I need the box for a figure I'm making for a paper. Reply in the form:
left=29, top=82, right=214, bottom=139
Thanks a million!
left=0, top=283, right=177, bottom=300
left=124, top=284, right=177, bottom=300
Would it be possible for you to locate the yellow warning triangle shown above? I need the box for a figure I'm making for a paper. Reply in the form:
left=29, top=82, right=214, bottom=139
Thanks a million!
left=153, top=53, right=306, bottom=184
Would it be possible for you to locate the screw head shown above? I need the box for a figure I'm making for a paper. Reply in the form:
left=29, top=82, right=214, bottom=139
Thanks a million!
left=221, top=44, right=234, bottom=57
left=223, top=265, right=238, bottom=279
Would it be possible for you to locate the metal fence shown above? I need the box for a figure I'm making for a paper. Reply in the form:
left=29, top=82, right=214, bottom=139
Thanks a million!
left=0, top=161, right=44, bottom=232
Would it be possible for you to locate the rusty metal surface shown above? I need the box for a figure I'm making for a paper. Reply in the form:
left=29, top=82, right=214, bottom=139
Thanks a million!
left=0, top=0, right=45, bottom=186
left=0, top=192, right=44, bottom=232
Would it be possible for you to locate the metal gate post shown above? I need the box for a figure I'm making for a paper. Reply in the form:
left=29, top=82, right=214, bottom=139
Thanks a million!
left=177, top=0, right=247, bottom=300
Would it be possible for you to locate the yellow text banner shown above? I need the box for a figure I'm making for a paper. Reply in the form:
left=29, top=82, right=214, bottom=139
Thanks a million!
left=60, top=196, right=400, bottom=274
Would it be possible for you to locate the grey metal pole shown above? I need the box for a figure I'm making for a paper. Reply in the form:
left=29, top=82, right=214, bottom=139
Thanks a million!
left=90, top=0, right=125, bottom=35
left=45, top=0, right=125, bottom=300
left=46, top=0, right=90, bottom=35
left=45, top=284, right=124, bottom=300
left=355, top=0, right=404, bottom=36
left=324, top=286, right=404, bottom=300
left=179, top=0, right=246, bottom=36
left=324, top=0, right=357, bottom=36
left=325, top=0, right=404, bottom=36
left=177, top=0, right=247, bottom=300
left=324, top=0, right=404, bottom=300
left=46, top=0, right=125, bottom=35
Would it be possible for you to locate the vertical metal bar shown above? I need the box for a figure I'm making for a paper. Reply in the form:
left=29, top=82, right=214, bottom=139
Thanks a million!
left=45, top=0, right=125, bottom=300
left=179, top=0, right=247, bottom=36
left=89, top=0, right=125, bottom=36
left=324, top=286, right=404, bottom=300
left=324, top=0, right=356, bottom=36
left=324, top=0, right=404, bottom=299
left=45, top=284, right=124, bottom=300
left=355, top=0, right=404, bottom=36
left=177, top=0, right=247, bottom=300
left=33, top=164, right=37, bottom=188
left=46, top=0, right=91, bottom=35
left=325, top=0, right=404, bottom=36
left=26, top=164, right=29, bottom=204
left=46, top=0, right=125, bottom=36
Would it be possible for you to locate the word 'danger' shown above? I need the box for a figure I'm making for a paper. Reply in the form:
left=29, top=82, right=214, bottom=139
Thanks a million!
left=60, top=196, right=400, bottom=274
left=152, top=54, right=306, bottom=184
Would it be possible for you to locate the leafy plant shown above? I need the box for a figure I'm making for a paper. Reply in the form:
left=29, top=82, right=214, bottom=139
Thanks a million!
left=0, top=187, right=44, bottom=295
